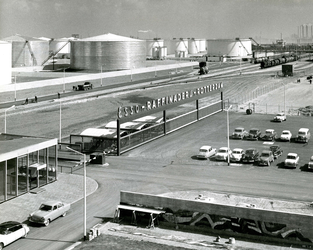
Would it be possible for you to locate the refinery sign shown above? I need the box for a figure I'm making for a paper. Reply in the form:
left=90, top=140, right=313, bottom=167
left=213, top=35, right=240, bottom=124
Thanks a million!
left=117, top=82, right=223, bottom=119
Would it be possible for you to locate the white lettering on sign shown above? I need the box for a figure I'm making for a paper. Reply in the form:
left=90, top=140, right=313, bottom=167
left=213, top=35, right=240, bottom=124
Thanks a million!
left=117, top=82, right=223, bottom=119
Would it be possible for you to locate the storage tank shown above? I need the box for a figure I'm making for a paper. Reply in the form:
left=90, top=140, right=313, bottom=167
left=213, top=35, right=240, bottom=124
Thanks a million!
left=174, top=38, right=188, bottom=56
left=2, top=35, right=49, bottom=67
left=206, top=38, right=252, bottom=57
left=70, top=33, right=146, bottom=71
left=0, top=41, right=12, bottom=85
left=146, top=39, right=164, bottom=57
left=188, top=38, right=201, bottom=54
left=49, top=37, right=74, bottom=58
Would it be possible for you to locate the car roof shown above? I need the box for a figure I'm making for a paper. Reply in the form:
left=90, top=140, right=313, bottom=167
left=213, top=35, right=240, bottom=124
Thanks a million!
left=246, top=148, right=256, bottom=151
left=219, top=147, right=229, bottom=150
left=282, top=130, right=291, bottom=133
left=41, top=200, right=62, bottom=206
left=299, top=128, right=309, bottom=132
left=261, top=150, right=271, bottom=154
left=0, top=221, right=21, bottom=227
left=234, top=127, right=244, bottom=130
left=200, top=145, right=212, bottom=150
left=276, top=112, right=285, bottom=115
left=233, top=148, right=243, bottom=151
left=265, top=129, right=274, bottom=132
left=287, top=153, right=298, bottom=157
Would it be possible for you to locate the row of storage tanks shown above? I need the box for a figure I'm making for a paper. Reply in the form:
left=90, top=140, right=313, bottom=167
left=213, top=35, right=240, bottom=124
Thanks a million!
left=0, top=33, right=252, bottom=84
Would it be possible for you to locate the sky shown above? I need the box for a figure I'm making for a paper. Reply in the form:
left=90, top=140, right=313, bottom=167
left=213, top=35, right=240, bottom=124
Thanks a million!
left=0, top=0, right=312, bottom=42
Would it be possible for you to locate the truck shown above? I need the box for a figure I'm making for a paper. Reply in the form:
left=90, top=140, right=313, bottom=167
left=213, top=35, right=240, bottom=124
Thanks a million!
left=198, top=62, right=209, bottom=75
left=73, top=82, right=93, bottom=91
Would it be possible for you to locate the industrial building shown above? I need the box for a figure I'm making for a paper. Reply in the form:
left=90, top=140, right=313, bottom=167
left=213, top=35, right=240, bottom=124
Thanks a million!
left=0, top=41, right=12, bottom=85
left=0, top=134, right=58, bottom=203
left=70, top=33, right=146, bottom=71
left=2, top=34, right=49, bottom=67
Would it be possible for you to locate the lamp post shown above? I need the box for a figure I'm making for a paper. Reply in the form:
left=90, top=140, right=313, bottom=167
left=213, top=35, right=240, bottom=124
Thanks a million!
left=66, top=146, right=87, bottom=240
left=226, top=105, right=233, bottom=166
left=59, top=100, right=62, bottom=142
left=14, top=75, right=17, bottom=102
left=100, top=65, right=103, bottom=87
left=4, top=105, right=15, bottom=133
left=63, top=68, right=66, bottom=93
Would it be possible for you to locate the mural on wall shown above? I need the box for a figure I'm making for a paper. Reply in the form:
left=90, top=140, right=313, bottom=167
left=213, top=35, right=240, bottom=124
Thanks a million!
left=162, top=210, right=312, bottom=243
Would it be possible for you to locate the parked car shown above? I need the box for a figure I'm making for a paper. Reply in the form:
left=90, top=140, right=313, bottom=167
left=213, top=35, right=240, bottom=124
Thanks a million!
left=245, top=128, right=262, bottom=140
left=230, top=148, right=244, bottom=162
left=242, top=148, right=260, bottom=163
left=197, top=145, right=216, bottom=159
left=258, top=150, right=274, bottom=166
left=29, top=201, right=70, bottom=226
left=0, top=221, right=29, bottom=249
left=273, top=112, right=286, bottom=122
left=308, top=156, right=313, bottom=170
left=295, top=128, right=310, bottom=143
left=280, top=130, right=292, bottom=142
left=261, top=129, right=277, bottom=141
left=284, top=153, right=299, bottom=168
left=270, top=145, right=283, bottom=159
left=215, top=147, right=232, bottom=161
left=232, top=127, right=248, bottom=139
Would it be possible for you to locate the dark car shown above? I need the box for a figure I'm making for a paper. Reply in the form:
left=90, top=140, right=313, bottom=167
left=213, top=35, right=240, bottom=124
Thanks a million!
left=261, top=129, right=277, bottom=141
left=245, top=128, right=262, bottom=140
left=258, top=150, right=274, bottom=166
left=242, top=148, right=260, bottom=163
left=270, top=145, right=283, bottom=159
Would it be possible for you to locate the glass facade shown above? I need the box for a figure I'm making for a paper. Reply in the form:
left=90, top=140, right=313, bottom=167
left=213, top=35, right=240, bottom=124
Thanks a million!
left=0, top=144, right=57, bottom=204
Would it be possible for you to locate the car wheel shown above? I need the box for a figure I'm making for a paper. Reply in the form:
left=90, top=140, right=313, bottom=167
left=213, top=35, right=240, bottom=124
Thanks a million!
left=44, top=219, right=50, bottom=226
left=0, top=243, right=4, bottom=250
left=62, top=212, right=67, bottom=217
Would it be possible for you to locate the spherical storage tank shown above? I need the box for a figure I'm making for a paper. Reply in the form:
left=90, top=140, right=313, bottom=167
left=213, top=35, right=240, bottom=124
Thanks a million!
left=0, top=41, right=12, bottom=85
left=70, top=33, right=146, bottom=71
left=206, top=39, right=252, bottom=57
left=2, top=35, right=49, bottom=67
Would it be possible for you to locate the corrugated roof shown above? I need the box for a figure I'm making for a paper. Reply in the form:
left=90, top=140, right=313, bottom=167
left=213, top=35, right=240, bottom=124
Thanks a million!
left=80, top=33, right=142, bottom=42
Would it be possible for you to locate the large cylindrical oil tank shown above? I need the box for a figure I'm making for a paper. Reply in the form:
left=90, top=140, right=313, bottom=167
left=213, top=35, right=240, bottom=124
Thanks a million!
left=188, top=38, right=202, bottom=54
left=206, top=39, right=252, bottom=57
left=174, top=38, right=188, bottom=56
left=49, top=37, right=73, bottom=56
left=198, top=39, right=206, bottom=52
left=2, top=35, right=49, bottom=67
left=0, top=41, right=12, bottom=85
left=70, top=33, right=146, bottom=71
left=146, top=39, right=164, bottom=57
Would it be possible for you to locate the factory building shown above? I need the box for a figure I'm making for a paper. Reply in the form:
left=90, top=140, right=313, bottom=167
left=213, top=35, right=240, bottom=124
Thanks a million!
left=70, top=33, right=146, bottom=71
left=206, top=38, right=252, bottom=59
left=2, top=35, right=49, bottom=67
left=0, top=41, right=12, bottom=85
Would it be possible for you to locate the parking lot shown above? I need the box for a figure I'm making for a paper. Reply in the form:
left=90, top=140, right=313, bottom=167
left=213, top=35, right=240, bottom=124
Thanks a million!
left=126, top=111, right=313, bottom=172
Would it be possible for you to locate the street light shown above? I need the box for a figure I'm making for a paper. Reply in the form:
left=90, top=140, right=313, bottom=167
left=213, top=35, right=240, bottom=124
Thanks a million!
left=4, top=105, right=15, bottom=133
left=226, top=105, right=233, bottom=166
left=59, top=100, right=62, bottom=142
left=63, top=68, right=66, bottom=93
left=66, top=146, right=87, bottom=240
left=100, top=65, right=103, bottom=86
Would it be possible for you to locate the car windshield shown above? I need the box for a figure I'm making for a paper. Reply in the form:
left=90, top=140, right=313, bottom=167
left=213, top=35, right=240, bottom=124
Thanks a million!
left=249, top=130, right=258, bottom=134
left=261, top=153, right=270, bottom=157
left=233, top=150, right=242, bottom=154
left=287, top=155, right=296, bottom=159
left=218, top=149, right=227, bottom=153
left=199, top=149, right=208, bottom=153
left=39, top=204, right=53, bottom=211
left=245, top=150, right=254, bottom=155
left=282, top=131, right=289, bottom=135
left=276, top=114, right=283, bottom=116
left=270, top=146, right=278, bottom=151
left=299, top=132, right=306, bottom=135
left=265, top=131, right=272, bottom=135
left=234, top=129, right=243, bottom=133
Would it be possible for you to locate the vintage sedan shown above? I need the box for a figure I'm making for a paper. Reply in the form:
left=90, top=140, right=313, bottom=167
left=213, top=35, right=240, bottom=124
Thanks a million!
left=242, top=148, right=259, bottom=163
left=197, top=145, right=216, bottom=159
left=270, top=145, right=283, bottom=159
left=232, top=127, right=248, bottom=139
left=258, top=150, right=274, bottom=166
left=261, top=129, right=277, bottom=141
left=273, top=112, right=286, bottom=122
left=280, top=130, right=292, bottom=142
left=0, top=221, right=29, bottom=249
left=230, top=148, right=244, bottom=162
left=29, top=201, right=70, bottom=226
left=245, top=128, right=262, bottom=140
left=215, top=147, right=232, bottom=161
left=284, top=153, right=299, bottom=168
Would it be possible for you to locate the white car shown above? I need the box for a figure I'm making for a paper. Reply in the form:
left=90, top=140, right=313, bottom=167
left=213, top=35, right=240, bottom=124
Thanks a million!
left=197, top=146, right=216, bottom=159
left=0, top=221, right=30, bottom=249
left=308, top=156, right=313, bottom=170
left=280, top=130, right=292, bottom=142
left=215, top=147, right=232, bottom=161
left=230, top=148, right=244, bottom=162
left=284, top=153, right=299, bottom=168
left=273, top=112, right=286, bottom=122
